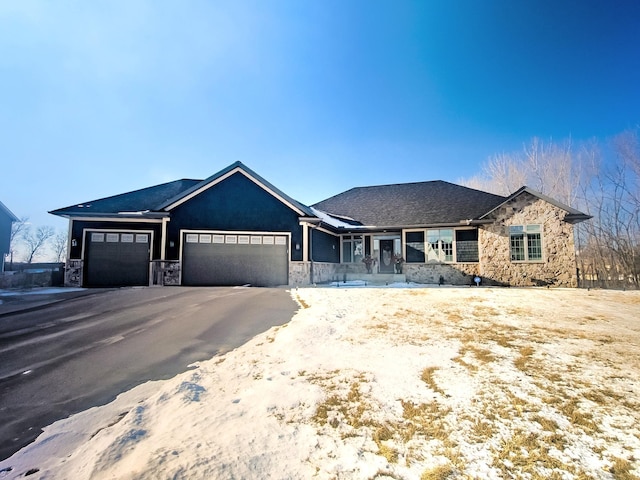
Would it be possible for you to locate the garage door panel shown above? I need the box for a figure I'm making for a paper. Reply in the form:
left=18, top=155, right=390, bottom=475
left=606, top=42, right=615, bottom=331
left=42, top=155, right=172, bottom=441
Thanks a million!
left=84, top=232, right=150, bottom=287
left=182, top=234, right=288, bottom=287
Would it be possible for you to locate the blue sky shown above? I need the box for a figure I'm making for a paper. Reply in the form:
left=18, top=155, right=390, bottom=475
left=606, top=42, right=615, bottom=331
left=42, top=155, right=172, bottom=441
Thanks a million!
left=1, top=0, right=639, bottom=233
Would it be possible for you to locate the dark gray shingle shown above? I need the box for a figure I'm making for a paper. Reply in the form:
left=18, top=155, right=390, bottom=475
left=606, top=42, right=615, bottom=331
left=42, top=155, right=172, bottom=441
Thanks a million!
left=312, top=181, right=507, bottom=227
left=49, top=179, right=201, bottom=216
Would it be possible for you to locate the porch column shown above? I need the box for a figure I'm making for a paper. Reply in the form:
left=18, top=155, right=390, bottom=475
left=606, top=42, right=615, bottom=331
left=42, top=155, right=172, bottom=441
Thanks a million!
left=160, top=217, right=168, bottom=260
left=302, top=223, right=309, bottom=262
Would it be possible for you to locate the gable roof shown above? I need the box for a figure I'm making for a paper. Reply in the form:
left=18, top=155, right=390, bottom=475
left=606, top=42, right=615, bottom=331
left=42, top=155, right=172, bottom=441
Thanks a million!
left=312, top=181, right=507, bottom=227
left=0, top=200, right=19, bottom=222
left=49, top=162, right=591, bottom=228
left=49, top=179, right=201, bottom=218
left=49, top=162, right=316, bottom=220
left=159, top=161, right=315, bottom=217
left=478, top=186, right=592, bottom=224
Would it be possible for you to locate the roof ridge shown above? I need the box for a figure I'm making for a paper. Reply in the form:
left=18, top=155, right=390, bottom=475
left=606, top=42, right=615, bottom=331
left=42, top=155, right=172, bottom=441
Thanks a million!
left=348, top=179, right=446, bottom=190
left=158, top=161, right=315, bottom=217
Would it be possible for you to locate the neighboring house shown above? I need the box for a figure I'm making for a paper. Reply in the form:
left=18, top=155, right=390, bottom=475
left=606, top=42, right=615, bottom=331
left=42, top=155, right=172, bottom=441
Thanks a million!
left=49, top=161, right=590, bottom=288
left=0, top=201, right=19, bottom=272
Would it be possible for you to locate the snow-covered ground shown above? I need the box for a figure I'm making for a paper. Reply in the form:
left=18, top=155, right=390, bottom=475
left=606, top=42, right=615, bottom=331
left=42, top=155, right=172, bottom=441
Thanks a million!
left=0, top=288, right=86, bottom=297
left=1, top=286, right=639, bottom=479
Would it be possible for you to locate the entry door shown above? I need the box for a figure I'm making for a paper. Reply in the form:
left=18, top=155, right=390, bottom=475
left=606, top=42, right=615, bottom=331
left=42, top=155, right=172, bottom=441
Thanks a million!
left=379, top=239, right=394, bottom=273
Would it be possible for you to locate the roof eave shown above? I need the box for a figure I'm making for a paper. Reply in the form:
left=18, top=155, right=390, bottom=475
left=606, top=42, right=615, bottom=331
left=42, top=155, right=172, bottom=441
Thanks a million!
left=48, top=211, right=169, bottom=220
left=328, top=220, right=492, bottom=233
left=0, top=201, right=19, bottom=222
left=478, top=186, right=589, bottom=220
left=563, top=213, right=592, bottom=224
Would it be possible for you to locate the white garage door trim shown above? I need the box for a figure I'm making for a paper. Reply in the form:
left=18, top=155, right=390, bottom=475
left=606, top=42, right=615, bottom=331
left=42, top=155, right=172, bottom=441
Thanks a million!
left=82, top=228, right=154, bottom=287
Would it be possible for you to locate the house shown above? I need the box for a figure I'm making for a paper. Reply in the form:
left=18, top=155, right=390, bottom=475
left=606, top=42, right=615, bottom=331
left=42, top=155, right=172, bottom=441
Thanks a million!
left=49, top=161, right=590, bottom=288
left=0, top=201, right=19, bottom=272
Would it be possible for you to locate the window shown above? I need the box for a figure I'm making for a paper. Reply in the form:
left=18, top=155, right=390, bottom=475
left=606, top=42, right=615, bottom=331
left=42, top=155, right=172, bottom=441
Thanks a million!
left=455, top=229, right=479, bottom=262
left=426, top=229, right=453, bottom=262
left=342, top=235, right=363, bottom=263
left=406, top=229, right=458, bottom=263
left=509, top=225, right=542, bottom=261
left=406, top=231, right=425, bottom=263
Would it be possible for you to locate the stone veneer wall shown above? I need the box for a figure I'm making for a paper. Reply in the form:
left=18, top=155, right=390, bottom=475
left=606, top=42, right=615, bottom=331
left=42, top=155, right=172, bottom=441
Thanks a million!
left=404, top=263, right=481, bottom=285
left=65, top=259, right=83, bottom=287
left=289, top=261, right=339, bottom=286
left=478, top=192, right=578, bottom=287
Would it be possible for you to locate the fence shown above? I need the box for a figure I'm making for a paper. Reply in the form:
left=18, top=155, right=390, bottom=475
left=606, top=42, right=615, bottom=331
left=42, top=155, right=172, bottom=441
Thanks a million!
left=1, top=263, right=65, bottom=289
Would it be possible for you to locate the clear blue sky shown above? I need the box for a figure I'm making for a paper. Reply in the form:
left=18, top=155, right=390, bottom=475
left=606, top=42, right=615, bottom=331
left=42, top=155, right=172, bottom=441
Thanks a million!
left=1, top=0, right=638, bottom=233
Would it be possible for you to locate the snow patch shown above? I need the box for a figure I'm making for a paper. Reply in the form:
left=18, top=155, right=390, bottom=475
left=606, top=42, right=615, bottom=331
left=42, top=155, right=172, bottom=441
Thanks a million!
left=0, top=288, right=639, bottom=479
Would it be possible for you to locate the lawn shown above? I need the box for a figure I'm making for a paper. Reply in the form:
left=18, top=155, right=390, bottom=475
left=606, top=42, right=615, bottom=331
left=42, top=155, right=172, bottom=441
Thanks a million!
left=1, top=286, right=639, bottom=479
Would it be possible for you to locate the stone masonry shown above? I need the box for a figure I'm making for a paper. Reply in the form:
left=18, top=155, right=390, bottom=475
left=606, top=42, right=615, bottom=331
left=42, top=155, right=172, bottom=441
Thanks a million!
left=478, top=192, right=578, bottom=287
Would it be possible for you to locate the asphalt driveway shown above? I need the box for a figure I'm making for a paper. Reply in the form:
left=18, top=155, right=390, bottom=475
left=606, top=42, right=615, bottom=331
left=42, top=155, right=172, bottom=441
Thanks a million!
left=0, top=286, right=297, bottom=461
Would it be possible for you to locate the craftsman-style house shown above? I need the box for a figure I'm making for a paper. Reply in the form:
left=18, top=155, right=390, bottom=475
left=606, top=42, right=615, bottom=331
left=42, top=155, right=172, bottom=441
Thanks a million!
left=50, top=161, right=590, bottom=288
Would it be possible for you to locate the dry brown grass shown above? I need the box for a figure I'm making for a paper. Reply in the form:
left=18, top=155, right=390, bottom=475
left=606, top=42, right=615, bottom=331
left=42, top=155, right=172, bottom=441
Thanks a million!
left=490, top=428, right=579, bottom=477
left=472, top=305, right=500, bottom=318
left=401, top=399, right=451, bottom=443
left=296, top=289, right=640, bottom=479
left=420, top=463, right=456, bottom=480
left=560, top=398, right=598, bottom=432
left=609, top=457, right=640, bottom=480
left=421, top=366, right=445, bottom=395
left=294, top=294, right=310, bottom=309
left=514, top=345, right=535, bottom=371
left=470, top=417, right=495, bottom=439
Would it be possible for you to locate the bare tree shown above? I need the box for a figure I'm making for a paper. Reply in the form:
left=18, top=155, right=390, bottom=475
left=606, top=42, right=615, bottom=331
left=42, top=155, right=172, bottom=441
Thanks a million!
left=461, top=129, right=640, bottom=289
left=485, top=152, right=528, bottom=195
left=570, top=130, right=639, bottom=288
left=460, top=137, right=580, bottom=201
left=522, top=137, right=578, bottom=205
left=52, top=230, right=68, bottom=263
left=6, top=216, right=29, bottom=269
left=22, top=225, right=55, bottom=264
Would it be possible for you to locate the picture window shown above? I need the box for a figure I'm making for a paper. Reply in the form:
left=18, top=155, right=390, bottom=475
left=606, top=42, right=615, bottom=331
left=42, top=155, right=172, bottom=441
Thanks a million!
left=510, top=225, right=542, bottom=261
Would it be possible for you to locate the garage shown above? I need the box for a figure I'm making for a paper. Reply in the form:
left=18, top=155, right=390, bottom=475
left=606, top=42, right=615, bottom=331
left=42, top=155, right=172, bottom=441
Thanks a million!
left=83, top=230, right=152, bottom=287
left=181, top=232, right=289, bottom=287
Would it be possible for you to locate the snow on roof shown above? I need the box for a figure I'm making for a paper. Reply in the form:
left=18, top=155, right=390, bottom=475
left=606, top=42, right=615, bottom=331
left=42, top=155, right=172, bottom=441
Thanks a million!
left=309, top=207, right=371, bottom=229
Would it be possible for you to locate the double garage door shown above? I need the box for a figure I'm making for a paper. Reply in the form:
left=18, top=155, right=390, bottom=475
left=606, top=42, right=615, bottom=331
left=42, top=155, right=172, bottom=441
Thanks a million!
left=84, top=231, right=151, bottom=287
left=181, top=232, right=289, bottom=287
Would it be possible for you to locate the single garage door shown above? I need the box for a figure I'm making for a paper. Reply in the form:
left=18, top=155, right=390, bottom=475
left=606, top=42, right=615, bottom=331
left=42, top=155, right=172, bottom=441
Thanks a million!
left=181, top=232, right=288, bottom=287
left=84, top=231, right=151, bottom=287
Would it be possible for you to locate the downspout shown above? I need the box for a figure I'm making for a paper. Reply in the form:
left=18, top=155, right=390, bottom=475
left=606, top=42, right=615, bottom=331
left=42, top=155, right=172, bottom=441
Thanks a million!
left=301, top=219, right=321, bottom=285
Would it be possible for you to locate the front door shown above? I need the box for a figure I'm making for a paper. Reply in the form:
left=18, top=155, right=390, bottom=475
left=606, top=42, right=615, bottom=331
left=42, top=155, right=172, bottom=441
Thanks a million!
left=379, top=239, right=394, bottom=273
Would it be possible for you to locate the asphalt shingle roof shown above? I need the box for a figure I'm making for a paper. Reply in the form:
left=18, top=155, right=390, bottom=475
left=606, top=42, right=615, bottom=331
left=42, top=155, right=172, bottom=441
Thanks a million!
left=312, top=181, right=507, bottom=227
left=49, top=161, right=317, bottom=219
left=49, top=179, right=201, bottom=216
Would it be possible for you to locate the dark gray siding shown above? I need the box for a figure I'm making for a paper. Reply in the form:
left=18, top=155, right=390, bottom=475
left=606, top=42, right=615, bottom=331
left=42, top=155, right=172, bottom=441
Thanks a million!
left=311, top=229, right=340, bottom=263
left=0, top=214, right=11, bottom=256
left=69, top=220, right=162, bottom=260
left=166, top=172, right=304, bottom=261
